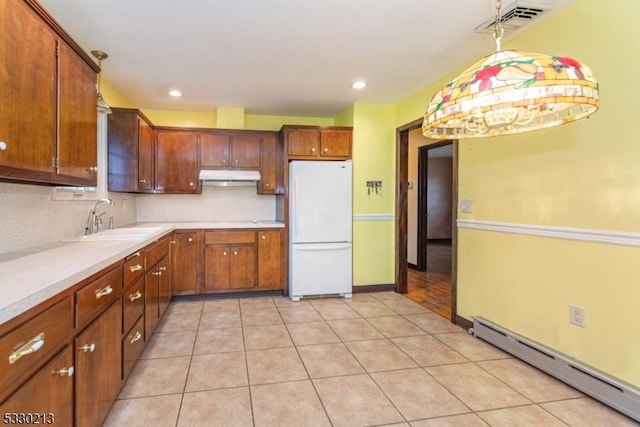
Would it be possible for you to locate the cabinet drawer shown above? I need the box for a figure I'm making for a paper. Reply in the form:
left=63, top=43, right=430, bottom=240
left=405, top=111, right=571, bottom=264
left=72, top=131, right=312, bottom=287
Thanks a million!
left=123, top=277, right=145, bottom=334
left=122, top=316, right=145, bottom=380
left=146, top=236, right=170, bottom=268
left=0, top=297, right=73, bottom=401
left=124, top=250, right=145, bottom=287
left=76, top=265, right=123, bottom=328
left=205, top=230, right=255, bottom=245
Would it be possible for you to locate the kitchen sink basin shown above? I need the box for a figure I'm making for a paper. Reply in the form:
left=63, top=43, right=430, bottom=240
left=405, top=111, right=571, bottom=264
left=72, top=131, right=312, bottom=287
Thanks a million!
left=61, top=227, right=166, bottom=242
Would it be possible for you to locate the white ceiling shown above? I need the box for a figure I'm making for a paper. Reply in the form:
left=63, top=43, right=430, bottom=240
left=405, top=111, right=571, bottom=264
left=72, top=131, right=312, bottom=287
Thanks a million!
left=38, top=0, right=565, bottom=118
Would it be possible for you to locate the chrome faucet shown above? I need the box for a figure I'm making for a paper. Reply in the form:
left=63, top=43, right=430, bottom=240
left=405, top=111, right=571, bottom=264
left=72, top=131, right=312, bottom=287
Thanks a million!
left=85, top=198, right=116, bottom=235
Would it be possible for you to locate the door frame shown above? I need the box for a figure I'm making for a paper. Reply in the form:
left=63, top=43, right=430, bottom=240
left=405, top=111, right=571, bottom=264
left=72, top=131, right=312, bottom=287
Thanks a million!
left=395, top=118, right=459, bottom=322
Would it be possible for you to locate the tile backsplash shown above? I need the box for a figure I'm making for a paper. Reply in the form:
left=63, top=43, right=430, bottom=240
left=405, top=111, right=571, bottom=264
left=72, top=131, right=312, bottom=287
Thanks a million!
left=0, top=182, right=136, bottom=255
left=136, top=186, right=276, bottom=222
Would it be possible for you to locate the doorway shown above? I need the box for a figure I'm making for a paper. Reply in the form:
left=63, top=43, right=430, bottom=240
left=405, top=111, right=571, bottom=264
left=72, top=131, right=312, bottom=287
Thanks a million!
left=395, top=119, right=459, bottom=322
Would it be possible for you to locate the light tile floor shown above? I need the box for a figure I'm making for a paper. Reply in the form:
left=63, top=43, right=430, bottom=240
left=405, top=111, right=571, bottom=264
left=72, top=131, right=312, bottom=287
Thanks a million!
left=104, top=292, right=639, bottom=427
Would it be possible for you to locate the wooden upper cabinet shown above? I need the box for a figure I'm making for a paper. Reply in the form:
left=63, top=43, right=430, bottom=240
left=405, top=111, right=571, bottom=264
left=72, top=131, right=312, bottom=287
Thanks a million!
left=284, top=126, right=352, bottom=159
left=200, top=131, right=260, bottom=169
left=138, top=117, right=155, bottom=191
left=108, top=108, right=155, bottom=192
left=259, top=133, right=278, bottom=194
left=0, top=0, right=99, bottom=186
left=286, top=129, right=320, bottom=157
left=230, top=134, right=260, bottom=168
left=199, top=132, right=230, bottom=167
left=0, top=0, right=57, bottom=178
left=320, top=129, right=352, bottom=158
left=155, top=130, right=199, bottom=194
left=57, top=40, right=98, bottom=185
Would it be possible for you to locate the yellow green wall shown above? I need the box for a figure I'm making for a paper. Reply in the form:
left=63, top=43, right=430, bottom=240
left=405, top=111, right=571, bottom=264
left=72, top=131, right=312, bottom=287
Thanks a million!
left=350, top=103, right=397, bottom=285
left=395, top=0, right=640, bottom=387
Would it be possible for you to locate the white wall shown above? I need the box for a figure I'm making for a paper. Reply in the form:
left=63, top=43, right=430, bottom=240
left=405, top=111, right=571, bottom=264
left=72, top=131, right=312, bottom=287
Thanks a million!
left=136, top=186, right=276, bottom=222
left=0, top=183, right=137, bottom=255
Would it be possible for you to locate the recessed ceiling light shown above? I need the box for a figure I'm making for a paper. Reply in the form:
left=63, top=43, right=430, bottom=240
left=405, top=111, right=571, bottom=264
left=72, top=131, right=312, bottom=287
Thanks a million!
left=352, top=81, right=367, bottom=90
left=169, top=89, right=182, bottom=97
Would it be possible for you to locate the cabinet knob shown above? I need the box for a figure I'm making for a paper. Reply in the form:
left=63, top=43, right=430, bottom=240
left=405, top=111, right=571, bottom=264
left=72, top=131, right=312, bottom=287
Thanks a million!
left=222, top=159, right=227, bottom=164
left=95, top=285, right=113, bottom=299
left=140, top=179, right=147, bottom=184
left=189, top=182, right=195, bottom=187
left=129, top=264, right=143, bottom=272
left=323, top=148, right=328, bottom=153
left=265, top=183, right=270, bottom=188
left=188, top=237, right=193, bottom=242
left=234, top=159, right=239, bottom=164
left=8, top=332, right=45, bottom=364
left=0, top=141, right=7, bottom=151
left=129, top=331, right=142, bottom=344
left=233, top=251, right=238, bottom=256
left=261, top=235, right=266, bottom=240
left=79, top=343, right=96, bottom=353
left=311, top=147, right=316, bottom=153
left=52, top=366, right=74, bottom=378
left=222, top=251, right=228, bottom=256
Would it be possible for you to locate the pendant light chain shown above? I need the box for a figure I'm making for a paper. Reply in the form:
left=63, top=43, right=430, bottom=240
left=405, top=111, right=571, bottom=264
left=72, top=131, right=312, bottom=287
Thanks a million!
left=493, top=0, right=503, bottom=51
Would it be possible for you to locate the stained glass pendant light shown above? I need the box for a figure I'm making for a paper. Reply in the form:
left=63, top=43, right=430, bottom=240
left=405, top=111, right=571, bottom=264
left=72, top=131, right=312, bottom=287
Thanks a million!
left=422, top=0, right=599, bottom=139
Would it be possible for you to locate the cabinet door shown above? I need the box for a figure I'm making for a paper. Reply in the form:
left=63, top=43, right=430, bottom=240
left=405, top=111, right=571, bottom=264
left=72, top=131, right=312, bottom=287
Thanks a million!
left=0, top=0, right=56, bottom=177
left=158, top=256, right=171, bottom=318
left=75, top=301, right=122, bottom=427
left=257, top=230, right=282, bottom=288
left=259, top=133, right=278, bottom=194
left=230, top=246, right=256, bottom=288
left=287, top=129, right=320, bottom=157
left=108, top=109, right=139, bottom=192
left=0, top=346, right=73, bottom=426
left=200, top=132, right=230, bottom=167
left=144, top=267, right=161, bottom=340
left=172, top=232, right=199, bottom=295
left=156, top=130, right=199, bottom=193
left=320, top=129, right=352, bottom=158
left=204, top=246, right=230, bottom=291
left=57, top=40, right=98, bottom=185
left=230, top=134, right=260, bottom=168
left=138, top=117, right=155, bottom=192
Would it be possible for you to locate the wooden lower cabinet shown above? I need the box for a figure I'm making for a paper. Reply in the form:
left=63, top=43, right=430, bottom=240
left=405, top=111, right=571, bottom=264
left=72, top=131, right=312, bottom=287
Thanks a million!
left=144, top=266, right=160, bottom=340
left=158, top=256, right=171, bottom=318
left=171, top=231, right=199, bottom=295
left=257, top=230, right=282, bottom=288
left=0, top=346, right=74, bottom=426
left=75, top=300, right=122, bottom=427
left=202, top=229, right=283, bottom=292
left=204, top=245, right=255, bottom=291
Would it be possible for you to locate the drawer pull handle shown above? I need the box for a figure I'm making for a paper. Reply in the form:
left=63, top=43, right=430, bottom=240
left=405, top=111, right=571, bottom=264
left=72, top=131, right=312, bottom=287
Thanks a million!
left=152, top=271, right=162, bottom=276
left=159, top=266, right=167, bottom=272
left=8, top=333, right=45, bottom=364
left=79, top=343, right=96, bottom=353
left=129, top=331, right=142, bottom=344
left=129, top=291, right=142, bottom=302
left=95, top=285, right=113, bottom=299
left=52, top=366, right=74, bottom=378
left=129, top=264, right=143, bottom=272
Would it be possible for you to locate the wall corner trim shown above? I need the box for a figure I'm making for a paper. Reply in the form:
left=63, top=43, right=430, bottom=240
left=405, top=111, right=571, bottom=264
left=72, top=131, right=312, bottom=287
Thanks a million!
left=353, top=213, right=395, bottom=221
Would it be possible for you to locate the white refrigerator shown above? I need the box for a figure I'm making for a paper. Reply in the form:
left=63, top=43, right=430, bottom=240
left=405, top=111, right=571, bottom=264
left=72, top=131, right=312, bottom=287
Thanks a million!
left=289, top=160, right=353, bottom=301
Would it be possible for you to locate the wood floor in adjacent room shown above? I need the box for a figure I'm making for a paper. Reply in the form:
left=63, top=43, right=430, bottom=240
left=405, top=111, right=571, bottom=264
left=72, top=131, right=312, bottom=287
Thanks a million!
left=407, top=239, right=453, bottom=321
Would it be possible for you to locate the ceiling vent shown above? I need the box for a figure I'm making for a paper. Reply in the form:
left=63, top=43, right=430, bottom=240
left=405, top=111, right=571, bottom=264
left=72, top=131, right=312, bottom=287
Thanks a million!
left=474, top=1, right=571, bottom=36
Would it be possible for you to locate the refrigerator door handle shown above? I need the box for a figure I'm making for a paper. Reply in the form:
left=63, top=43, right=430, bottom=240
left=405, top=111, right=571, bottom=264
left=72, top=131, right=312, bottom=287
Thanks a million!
left=294, top=177, right=299, bottom=239
left=294, top=243, right=352, bottom=251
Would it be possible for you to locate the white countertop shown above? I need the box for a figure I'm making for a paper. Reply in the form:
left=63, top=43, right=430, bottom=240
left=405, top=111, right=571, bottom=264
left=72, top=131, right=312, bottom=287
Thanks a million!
left=0, top=220, right=284, bottom=325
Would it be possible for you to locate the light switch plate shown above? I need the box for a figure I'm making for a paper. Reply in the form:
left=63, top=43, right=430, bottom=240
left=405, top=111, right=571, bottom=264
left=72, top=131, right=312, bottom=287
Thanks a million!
left=461, top=199, right=473, bottom=213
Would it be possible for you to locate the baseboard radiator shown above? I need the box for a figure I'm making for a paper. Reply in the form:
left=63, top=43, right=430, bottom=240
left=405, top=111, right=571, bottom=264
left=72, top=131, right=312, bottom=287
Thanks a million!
left=471, top=317, right=640, bottom=422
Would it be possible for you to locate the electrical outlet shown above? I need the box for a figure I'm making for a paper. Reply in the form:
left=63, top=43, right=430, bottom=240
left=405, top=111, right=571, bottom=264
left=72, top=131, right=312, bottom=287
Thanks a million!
left=569, top=305, right=585, bottom=327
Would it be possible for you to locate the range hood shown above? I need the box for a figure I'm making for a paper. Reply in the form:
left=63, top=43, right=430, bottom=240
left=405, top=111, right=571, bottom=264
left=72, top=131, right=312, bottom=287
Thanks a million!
left=199, top=169, right=261, bottom=186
